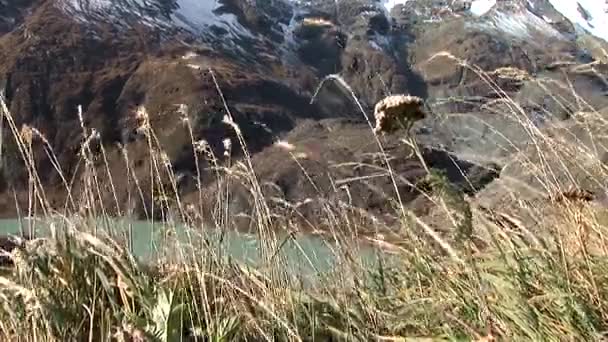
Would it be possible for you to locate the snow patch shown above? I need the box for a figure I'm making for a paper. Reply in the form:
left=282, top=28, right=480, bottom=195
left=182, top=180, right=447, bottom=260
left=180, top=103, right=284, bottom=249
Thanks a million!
left=470, top=0, right=496, bottom=16
left=61, top=0, right=254, bottom=40
left=381, top=0, right=409, bottom=13
left=472, top=8, right=565, bottom=41
left=547, top=0, right=608, bottom=42
left=170, top=0, right=253, bottom=38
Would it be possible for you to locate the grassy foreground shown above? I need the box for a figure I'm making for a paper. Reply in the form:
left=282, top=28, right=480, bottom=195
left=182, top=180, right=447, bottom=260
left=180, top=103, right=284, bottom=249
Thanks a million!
left=1, top=214, right=608, bottom=341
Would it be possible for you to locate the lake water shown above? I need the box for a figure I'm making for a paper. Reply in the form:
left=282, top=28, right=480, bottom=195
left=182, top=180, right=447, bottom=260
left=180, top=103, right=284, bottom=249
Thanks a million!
left=0, top=218, right=386, bottom=277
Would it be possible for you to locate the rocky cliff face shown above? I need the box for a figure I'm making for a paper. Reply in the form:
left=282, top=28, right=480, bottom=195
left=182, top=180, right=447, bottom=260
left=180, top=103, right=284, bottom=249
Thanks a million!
left=0, top=0, right=606, bottom=232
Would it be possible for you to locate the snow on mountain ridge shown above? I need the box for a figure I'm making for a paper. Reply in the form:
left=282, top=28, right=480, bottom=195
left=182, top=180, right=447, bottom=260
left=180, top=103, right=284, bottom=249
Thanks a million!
left=59, top=0, right=608, bottom=45
left=169, top=0, right=254, bottom=38
left=465, top=0, right=608, bottom=42
left=471, top=5, right=566, bottom=42
left=547, top=0, right=608, bottom=42
left=379, top=0, right=607, bottom=42
left=60, top=0, right=254, bottom=40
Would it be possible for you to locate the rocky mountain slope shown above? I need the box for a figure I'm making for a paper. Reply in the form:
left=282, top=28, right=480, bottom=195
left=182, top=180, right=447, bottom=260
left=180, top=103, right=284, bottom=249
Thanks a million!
left=0, top=0, right=607, bottom=234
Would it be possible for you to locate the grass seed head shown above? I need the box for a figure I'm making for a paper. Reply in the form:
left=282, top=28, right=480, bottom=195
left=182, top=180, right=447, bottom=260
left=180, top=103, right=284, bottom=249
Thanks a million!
left=373, top=94, right=427, bottom=134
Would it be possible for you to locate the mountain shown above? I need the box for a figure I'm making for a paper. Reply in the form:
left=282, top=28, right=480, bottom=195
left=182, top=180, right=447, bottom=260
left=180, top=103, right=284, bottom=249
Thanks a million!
left=0, top=0, right=607, bottom=233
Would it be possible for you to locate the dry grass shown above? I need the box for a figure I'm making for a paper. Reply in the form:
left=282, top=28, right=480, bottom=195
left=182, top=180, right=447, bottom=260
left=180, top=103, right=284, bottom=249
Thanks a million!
left=0, top=57, right=608, bottom=341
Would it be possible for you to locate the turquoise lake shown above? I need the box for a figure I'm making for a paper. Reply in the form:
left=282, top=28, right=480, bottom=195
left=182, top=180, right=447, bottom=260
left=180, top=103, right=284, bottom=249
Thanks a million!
left=0, top=217, right=387, bottom=277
